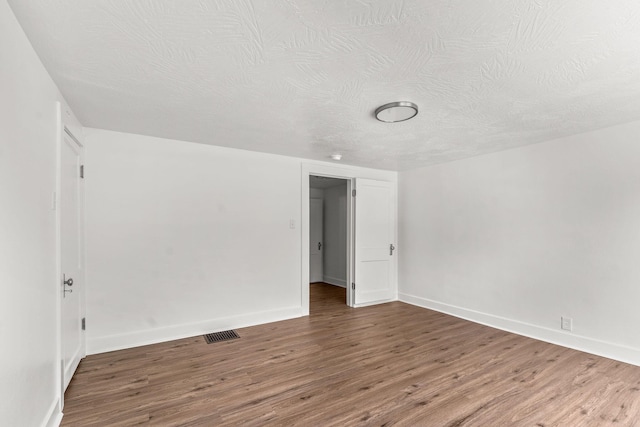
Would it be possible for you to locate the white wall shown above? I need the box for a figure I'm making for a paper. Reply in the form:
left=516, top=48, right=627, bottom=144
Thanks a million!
left=84, top=129, right=305, bottom=353
left=399, top=120, right=640, bottom=365
left=0, top=2, right=81, bottom=426
left=323, top=183, right=348, bottom=287
left=84, top=130, right=397, bottom=354
left=310, top=187, right=324, bottom=199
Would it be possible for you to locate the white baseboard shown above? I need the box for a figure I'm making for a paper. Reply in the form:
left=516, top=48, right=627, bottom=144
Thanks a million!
left=87, top=306, right=303, bottom=355
left=399, top=292, right=640, bottom=367
left=323, top=276, right=347, bottom=287
left=354, top=299, right=391, bottom=308
left=42, top=398, right=62, bottom=427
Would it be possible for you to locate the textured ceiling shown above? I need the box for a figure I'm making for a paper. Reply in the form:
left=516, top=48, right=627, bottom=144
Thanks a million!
left=9, top=0, right=640, bottom=170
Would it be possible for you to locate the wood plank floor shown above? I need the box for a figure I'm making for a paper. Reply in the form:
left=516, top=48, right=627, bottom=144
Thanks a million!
left=62, top=283, right=640, bottom=426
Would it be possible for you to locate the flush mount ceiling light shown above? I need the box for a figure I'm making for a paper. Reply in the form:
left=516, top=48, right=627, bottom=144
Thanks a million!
left=330, top=153, right=342, bottom=160
left=375, top=101, right=418, bottom=123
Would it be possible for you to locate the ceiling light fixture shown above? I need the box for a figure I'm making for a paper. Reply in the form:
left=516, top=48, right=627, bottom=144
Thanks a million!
left=330, top=153, right=342, bottom=161
left=375, top=101, right=418, bottom=123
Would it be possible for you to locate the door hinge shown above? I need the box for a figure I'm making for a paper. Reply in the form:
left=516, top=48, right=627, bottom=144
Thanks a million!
left=80, top=164, right=85, bottom=179
left=81, top=317, right=86, bottom=331
left=352, top=189, right=356, bottom=197
left=351, top=282, right=355, bottom=290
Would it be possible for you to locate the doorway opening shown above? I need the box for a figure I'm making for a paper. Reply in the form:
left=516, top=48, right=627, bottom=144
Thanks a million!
left=302, top=165, right=396, bottom=314
left=309, top=175, right=350, bottom=308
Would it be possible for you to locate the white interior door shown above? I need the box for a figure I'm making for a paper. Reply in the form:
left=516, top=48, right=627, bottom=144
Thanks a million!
left=60, top=129, right=84, bottom=390
left=354, top=178, right=395, bottom=306
left=309, top=198, right=323, bottom=283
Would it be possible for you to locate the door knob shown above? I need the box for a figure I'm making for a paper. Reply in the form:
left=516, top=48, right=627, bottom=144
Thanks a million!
left=390, top=244, right=395, bottom=255
left=318, top=242, right=322, bottom=250
left=63, top=274, right=73, bottom=297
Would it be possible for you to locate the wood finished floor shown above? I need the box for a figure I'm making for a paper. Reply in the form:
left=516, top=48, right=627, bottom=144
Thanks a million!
left=62, top=283, right=640, bottom=426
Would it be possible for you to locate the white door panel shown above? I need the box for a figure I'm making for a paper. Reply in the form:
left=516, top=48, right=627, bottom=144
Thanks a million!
left=354, top=179, right=394, bottom=306
left=309, top=198, right=323, bottom=283
left=61, top=129, right=84, bottom=391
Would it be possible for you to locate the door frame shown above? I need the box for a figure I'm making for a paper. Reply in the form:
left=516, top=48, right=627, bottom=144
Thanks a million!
left=302, top=163, right=399, bottom=315
left=302, top=165, right=355, bottom=313
left=55, top=102, right=86, bottom=410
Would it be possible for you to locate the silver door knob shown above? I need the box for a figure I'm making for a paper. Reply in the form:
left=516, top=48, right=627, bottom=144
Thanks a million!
left=63, top=274, right=73, bottom=297
left=390, top=244, right=395, bottom=255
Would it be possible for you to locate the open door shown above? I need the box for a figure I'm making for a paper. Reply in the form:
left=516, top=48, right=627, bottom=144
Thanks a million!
left=353, top=178, right=395, bottom=306
left=309, top=198, right=323, bottom=283
left=60, top=127, right=84, bottom=391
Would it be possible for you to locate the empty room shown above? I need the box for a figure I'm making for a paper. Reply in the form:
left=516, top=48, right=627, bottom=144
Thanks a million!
left=3, top=0, right=640, bottom=425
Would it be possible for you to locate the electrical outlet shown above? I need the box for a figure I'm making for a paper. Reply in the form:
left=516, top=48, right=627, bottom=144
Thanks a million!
left=561, top=316, right=573, bottom=331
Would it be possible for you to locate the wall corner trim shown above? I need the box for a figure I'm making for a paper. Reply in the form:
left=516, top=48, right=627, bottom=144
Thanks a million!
left=322, top=276, right=347, bottom=288
left=398, top=292, right=640, bottom=367
left=42, top=398, right=62, bottom=427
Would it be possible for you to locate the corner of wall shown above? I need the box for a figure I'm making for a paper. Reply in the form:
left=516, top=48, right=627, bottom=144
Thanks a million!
left=42, top=398, right=62, bottom=427
left=322, top=276, right=347, bottom=287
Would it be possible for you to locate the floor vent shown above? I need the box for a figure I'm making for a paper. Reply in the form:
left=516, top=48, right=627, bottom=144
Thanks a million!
left=204, top=330, right=240, bottom=344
